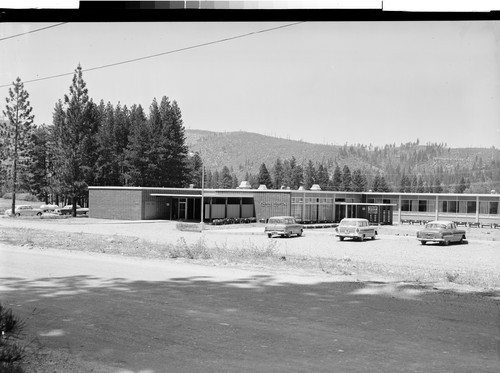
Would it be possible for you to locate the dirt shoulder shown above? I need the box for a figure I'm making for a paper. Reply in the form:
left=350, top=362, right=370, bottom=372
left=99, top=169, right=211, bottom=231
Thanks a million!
left=1, top=216, right=499, bottom=293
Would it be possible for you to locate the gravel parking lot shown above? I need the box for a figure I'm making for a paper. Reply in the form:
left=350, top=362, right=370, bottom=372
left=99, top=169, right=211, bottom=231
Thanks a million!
left=1, top=216, right=499, bottom=292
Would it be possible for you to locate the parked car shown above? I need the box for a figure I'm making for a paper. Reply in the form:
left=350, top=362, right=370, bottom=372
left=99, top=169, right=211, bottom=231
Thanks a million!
left=335, top=218, right=377, bottom=241
left=265, top=216, right=303, bottom=238
left=60, top=205, right=89, bottom=216
left=416, top=220, right=467, bottom=245
left=4, top=204, right=43, bottom=217
left=40, top=204, right=60, bottom=213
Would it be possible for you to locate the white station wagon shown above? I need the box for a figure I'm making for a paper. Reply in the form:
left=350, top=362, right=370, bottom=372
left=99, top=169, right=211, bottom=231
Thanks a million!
left=335, top=218, right=377, bottom=241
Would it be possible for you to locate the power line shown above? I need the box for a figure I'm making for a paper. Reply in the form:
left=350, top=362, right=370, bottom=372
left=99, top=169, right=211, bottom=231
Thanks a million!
left=0, top=22, right=67, bottom=42
left=0, top=21, right=305, bottom=89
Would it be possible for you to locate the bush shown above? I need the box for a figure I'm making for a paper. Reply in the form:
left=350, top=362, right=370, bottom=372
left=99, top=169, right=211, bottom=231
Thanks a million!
left=0, top=303, right=28, bottom=372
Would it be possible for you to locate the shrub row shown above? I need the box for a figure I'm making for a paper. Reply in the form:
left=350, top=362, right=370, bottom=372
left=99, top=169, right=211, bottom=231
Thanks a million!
left=210, top=217, right=257, bottom=225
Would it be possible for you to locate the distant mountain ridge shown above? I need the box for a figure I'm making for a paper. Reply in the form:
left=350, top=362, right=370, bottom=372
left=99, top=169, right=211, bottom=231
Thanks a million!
left=185, top=129, right=500, bottom=192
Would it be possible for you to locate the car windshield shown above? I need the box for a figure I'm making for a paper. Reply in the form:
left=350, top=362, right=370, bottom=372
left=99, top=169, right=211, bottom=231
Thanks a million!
left=340, top=220, right=358, bottom=227
left=426, top=223, right=446, bottom=229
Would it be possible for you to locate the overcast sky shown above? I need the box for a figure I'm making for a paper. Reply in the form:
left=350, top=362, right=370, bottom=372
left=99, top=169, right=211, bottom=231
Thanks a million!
left=1, top=21, right=499, bottom=148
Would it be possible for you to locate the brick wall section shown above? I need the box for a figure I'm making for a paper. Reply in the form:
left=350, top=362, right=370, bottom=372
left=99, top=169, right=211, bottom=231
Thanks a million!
left=89, top=188, right=143, bottom=220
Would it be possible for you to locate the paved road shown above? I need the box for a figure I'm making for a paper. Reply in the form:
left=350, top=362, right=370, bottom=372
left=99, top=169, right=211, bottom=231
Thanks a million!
left=1, top=245, right=498, bottom=372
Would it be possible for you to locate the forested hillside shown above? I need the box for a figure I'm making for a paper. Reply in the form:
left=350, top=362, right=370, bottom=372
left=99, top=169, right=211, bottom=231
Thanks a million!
left=186, top=130, right=500, bottom=194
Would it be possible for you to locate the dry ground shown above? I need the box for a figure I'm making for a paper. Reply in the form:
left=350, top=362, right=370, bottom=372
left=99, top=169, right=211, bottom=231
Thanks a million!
left=1, top=215, right=499, bottom=372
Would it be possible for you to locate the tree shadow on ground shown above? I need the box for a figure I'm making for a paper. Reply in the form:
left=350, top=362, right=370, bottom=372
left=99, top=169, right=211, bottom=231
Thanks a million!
left=1, top=274, right=498, bottom=373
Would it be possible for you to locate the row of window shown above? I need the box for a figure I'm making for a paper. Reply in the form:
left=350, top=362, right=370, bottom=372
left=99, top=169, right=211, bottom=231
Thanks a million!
left=400, top=199, right=499, bottom=215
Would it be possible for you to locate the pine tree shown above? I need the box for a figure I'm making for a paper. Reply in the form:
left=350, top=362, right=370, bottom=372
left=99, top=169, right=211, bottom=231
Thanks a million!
left=331, top=165, right=342, bottom=191
left=316, top=164, right=329, bottom=190
left=378, top=176, right=391, bottom=192
left=272, top=157, right=284, bottom=189
left=258, top=163, right=273, bottom=188
left=2, top=77, right=34, bottom=215
left=187, top=152, right=203, bottom=188
left=95, top=102, right=120, bottom=185
left=26, top=125, right=51, bottom=202
left=351, top=168, right=366, bottom=192
left=416, top=175, right=425, bottom=193
left=372, top=174, right=381, bottom=192
left=125, top=104, right=151, bottom=186
left=341, top=165, right=352, bottom=191
left=158, top=97, right=190, bottom=187
left=51, top=65, right=98, bottom=215
left=220, top=166, right=233, bottom=188
left=304, top=160, right=316, bottom=189
left=399, top=173, right=411, bottom=193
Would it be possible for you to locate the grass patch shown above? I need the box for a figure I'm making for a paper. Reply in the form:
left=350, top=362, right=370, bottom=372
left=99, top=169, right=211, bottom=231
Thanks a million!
left=0, top=303, right=32, bottom=372
left=1, top=226, right=499, bottom=290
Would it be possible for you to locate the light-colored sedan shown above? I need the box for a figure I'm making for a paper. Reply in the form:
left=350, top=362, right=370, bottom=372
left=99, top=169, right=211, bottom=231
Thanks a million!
left=335, top=218, right=377, bottom=241
left=5, top=204, right=43, bottom=217
left=60, top=204, right=89, bottom=216
left=416, top=220, right=467, bottom=245
left=265, top=216, right=303, bottom=238
left=40, top=204, right=60, bottom=213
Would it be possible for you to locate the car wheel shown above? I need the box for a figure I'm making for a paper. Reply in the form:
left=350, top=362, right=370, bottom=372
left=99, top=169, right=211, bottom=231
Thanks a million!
left=267, top=233, right=272, bottom=238
left=37, top=212, right=42, bottom=216
left=421, top=240, right=427, bottom=245
left=371, top=235, right=375, bottom=240
left=15, top=213, right=20, bottom=217
left=443, top=239, right=450, bottom=246
left=297, top=230, right=303, bottom=237
left=339, top=236, right=344, bottom=241
left=285, top=232, right=291, bottom=238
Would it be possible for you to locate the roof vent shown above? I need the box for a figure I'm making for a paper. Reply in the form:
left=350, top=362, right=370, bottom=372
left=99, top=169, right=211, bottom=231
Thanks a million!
left=258, top=184, right=268, bottom=190
left=310, top=184, right=321, bottom=191
left=237, top=181, right=252, bottom=189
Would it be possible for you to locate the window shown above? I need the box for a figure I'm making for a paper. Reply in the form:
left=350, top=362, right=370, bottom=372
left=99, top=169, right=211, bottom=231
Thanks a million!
left=440, top=201, right=447, bottom=212
left=367, top=199, right=375, bottom=204
left=418, top=200, right=427, bottom=212
left=466, top=201, right=476, bottom=214
left=401, top=200, right=410, bottom=211
left=490, top=202, right=499, bottom=215
left=448, top=201, right=458, bottom=213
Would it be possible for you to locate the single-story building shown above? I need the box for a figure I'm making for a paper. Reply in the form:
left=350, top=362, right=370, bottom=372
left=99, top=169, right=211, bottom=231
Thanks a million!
left=88, top=184, right=500, bottom=225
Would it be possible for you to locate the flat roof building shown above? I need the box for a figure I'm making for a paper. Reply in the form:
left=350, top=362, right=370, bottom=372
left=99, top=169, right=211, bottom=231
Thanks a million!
left=89, top=185, right=500, bottom=226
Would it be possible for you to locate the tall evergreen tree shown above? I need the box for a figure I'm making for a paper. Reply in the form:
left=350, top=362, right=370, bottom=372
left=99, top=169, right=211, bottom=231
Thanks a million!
left=51, top=65, right=97, bottom=216
left=188, top=152, right=203, bottom=188
left=258, top=163, right=273, bottom=188
left=341, top=165, right=352, bottom=191
left=378, top=175, right=391, bottom=192
left=454, top=176, right=467, bottom=194
left=26, top=125, right=51, bottom=202
left=316, top=164, right=329, bottom=190
left=416, top=175, right=425, bottom=193
left=272, top=157, right=284, bottom=189
left=95, top=102, right=120, bottom=185
left=2, top=77, right=35, bottom=215
left=304, top=160, right=316, bottom=189
left=372, top=174, right=381, bottom=192
left=125, top=104, right=151, bottom=186
left=331, top=165, right=342, bottom=191
left=220, top=166, right=233, bottom=189
left=399, top=173, right=411, bottom=193
left=158, top=97, right=190, bottom=187
left=351, top=168, right=366, bottom=192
